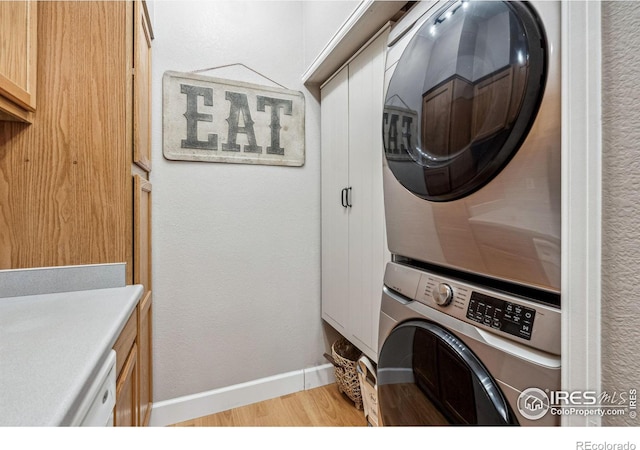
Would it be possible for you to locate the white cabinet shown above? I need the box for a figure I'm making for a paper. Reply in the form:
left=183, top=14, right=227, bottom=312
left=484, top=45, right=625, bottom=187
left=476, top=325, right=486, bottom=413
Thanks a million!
left=320, top=29, right=390, bottom=362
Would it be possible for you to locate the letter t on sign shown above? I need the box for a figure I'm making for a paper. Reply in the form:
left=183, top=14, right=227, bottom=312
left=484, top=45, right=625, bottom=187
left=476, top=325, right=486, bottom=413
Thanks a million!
left=257, top=96, right=293, bottom=155
left=180, top=84, right=218, bottom=150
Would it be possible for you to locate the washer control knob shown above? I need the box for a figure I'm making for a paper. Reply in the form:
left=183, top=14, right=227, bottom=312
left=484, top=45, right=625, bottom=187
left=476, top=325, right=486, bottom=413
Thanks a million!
left=433, top=283, right=453, bottom=306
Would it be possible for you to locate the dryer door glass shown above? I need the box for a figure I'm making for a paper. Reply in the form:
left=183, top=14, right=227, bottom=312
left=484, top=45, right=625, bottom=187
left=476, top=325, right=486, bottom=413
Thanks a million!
left=377, top=320, right=517, bottom=425
left=383, top=1, right=547, bottom=201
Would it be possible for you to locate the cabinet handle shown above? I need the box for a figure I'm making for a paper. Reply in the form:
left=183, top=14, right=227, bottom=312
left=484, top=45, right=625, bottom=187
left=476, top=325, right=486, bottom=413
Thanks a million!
left=347, top=187, right=353, bottom=208
left=341, top=188, right=348, bottom=208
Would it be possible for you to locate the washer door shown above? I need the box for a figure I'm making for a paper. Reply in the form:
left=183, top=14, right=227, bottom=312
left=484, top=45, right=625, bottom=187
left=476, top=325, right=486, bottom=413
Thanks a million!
left=383, top=1, right=547, bottom=201
left=377, top=320, right=518, bottom=425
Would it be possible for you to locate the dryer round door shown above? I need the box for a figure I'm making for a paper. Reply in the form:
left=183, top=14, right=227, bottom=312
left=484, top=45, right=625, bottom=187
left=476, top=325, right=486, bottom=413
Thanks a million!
left=377, top=320, right=518, bottom=426
left=383, top=1, right=547, bottom=202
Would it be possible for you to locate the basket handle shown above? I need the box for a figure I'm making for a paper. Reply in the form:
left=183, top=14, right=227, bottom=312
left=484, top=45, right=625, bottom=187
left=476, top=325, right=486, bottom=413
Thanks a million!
left=323, top=352, right=337, bottom=367
left=356, top=356, right=377, bottom=388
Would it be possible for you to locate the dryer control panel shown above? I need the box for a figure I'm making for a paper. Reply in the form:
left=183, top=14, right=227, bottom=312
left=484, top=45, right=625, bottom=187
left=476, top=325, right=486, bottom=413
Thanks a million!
left=383, top=262, right=561, bottom=356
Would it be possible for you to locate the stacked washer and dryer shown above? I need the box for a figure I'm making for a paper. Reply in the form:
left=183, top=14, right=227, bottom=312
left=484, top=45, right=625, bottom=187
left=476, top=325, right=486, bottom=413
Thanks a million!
left=377, top=0, right=562, bottom=425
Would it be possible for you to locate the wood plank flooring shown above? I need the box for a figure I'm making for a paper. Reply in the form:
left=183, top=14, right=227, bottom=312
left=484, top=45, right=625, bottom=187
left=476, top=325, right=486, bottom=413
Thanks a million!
left=170, top=383, right=368, bottom=427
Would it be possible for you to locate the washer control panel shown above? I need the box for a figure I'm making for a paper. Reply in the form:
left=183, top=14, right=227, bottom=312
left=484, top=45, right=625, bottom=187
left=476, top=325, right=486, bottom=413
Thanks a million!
left=466, top=292, right=536, bottom=340
left=384, top=262, right=561, bottom=355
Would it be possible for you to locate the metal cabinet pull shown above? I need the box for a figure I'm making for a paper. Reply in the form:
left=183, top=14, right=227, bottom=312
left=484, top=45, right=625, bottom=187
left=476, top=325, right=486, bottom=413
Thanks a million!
left=347, top=187, right=353, bottom=207
left=341, top=188, right=348, bottom=208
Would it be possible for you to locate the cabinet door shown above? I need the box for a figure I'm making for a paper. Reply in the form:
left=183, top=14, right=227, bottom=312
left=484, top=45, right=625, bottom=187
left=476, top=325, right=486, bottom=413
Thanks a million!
left=471, top=66, right=513, bottom=141
left=133, top=175, right=152, bottom=291
left=422, top=81, right=453, bottom=156
left=138, top=291, right=153, bottom=426
left=114, top=344, right=138, bottom=427
left=133, top=174, right=152, bottom=425
left=320, top=67, right=350, bottom=335
left=346, top=30, right=389, bottom=361
left=113, top=309, right=138, bottom=381
left=133, top=174, right=153, bottom=426
left=0, top=0, right=37, bottom=122
left=0, top=1, right=129, bottom=270
left=133, top=0, right=152, bottom=171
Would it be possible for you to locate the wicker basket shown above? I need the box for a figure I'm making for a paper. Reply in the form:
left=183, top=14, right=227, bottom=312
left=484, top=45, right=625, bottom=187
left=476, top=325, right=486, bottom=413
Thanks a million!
left=329, top=338, right=363, bottom=410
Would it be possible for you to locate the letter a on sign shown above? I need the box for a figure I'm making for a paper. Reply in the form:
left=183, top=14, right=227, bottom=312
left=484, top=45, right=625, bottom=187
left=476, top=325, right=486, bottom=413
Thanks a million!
left=162, top=71, right=305, bottom=167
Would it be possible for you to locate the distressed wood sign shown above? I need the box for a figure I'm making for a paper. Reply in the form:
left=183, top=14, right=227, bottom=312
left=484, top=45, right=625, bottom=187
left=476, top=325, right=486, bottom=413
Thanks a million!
left=163, top=71, right=305, bottom=166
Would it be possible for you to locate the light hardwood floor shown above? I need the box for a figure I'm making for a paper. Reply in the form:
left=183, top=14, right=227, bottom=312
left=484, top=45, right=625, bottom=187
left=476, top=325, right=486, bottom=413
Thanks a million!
left=170, top=383, right=368, bottom=427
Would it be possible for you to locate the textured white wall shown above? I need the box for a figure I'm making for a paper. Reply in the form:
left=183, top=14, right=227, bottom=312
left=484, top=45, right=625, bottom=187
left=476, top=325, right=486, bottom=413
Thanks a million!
left=150, top=0, right=340, bottom=402
left=601, top=0, right=640, bottom=426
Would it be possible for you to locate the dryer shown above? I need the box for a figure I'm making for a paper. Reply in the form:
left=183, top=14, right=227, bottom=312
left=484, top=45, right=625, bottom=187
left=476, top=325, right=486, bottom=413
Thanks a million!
left=377, top=261, right=561, bottom=426
left=382, top=0, right=561, bottom=294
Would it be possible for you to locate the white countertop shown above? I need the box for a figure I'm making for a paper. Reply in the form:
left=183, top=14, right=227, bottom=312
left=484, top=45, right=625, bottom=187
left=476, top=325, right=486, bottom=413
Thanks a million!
left=0, top=285, right=143, bottom=426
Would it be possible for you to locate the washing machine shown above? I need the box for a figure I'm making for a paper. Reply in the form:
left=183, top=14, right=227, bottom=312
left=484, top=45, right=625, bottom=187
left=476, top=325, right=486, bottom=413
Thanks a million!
left=382, top=0, right=561, bottom=294
left=377, top=261, right=561, bottom=426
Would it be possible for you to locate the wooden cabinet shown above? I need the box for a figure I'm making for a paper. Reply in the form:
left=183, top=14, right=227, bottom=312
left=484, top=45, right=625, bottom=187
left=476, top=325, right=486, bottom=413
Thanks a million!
left=320, top=28, right=391, bottom=362
left=471, top=66, right=514, bottom=141
left=134, top=174, right=153, bottom=426
left=113, top=308, right=139, bottom=426
left=422, top=81, right=453, bottom=156
left=0, top=1, right=129, bottom=271
left=115, top=344, right=139, bottom=426
left=0, top=0, right=37, bottom=122
left=133, top=0, right=152, bottom=172
left=131, top=0, right=154, bottom=427
left=422, top=77, right=474, bottom=156
left=134, top=177, right=152, bottom=289
left=111, top=289, right=150, bottom=428
left=137, top=291, right=153, bottom=426
left=0, top=0, right=154, bottom=426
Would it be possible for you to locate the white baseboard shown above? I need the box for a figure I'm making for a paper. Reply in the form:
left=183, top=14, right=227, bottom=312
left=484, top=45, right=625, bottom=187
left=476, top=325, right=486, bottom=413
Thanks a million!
left=149, top=363, right=336, bottom=427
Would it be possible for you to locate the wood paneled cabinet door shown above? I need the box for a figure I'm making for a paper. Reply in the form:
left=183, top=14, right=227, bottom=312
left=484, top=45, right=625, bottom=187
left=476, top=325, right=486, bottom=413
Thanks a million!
left=133, top=0, right=152, bottom=172
left=138, top=292, right=152, bottom=426
left=113, top=309, right=139, bottom=426
left=134, top=174, right=152, bottom=426
left=134, top=175, right=152, bottom=291
left=0, top=0, right=37, bottom=122
left=128, top=1, right=153, bottom=426
left=471, top=66, right=514, bottom=141
left=114, top=344, right=139, bottom=426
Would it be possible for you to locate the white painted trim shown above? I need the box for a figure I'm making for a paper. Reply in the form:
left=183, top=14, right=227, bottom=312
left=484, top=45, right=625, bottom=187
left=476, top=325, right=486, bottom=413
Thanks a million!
left=319, top=22, right=391, bottom=91
left=148, top=364, right=336, bottom=427
left=561, top=0, right=602, bottom=427
left=302, top=0, right=404, bottom=86
left=304, top=363, right=337, bottom=390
